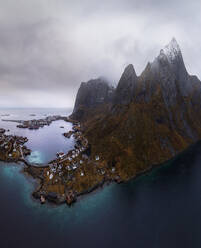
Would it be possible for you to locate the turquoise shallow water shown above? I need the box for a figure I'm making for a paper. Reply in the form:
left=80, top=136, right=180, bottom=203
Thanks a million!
left=1, top=109, right=201, bottom=248
left=0, top=162, right=115, bottom=225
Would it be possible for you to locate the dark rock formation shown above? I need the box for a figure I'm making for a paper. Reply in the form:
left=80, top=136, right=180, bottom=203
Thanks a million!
left=114, top=64, right=137, bottom=105
left=71, top=77, right=114, bottom=120
left=70, top=38, right=201, bottom=181
left=137, top=38, right=201, bottom=140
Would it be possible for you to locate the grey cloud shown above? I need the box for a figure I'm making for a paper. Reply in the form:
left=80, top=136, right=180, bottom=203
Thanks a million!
left=0, top=0, right=200, bottom=108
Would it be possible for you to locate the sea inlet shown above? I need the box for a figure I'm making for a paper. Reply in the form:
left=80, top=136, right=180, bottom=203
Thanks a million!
left=0, top=108, right=201, bottom=248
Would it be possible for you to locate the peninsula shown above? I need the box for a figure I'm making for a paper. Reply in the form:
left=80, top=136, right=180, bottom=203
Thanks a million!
left=1, top=38, right=201, bottom=206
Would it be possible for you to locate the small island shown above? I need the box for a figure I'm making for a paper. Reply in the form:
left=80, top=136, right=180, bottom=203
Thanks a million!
left=3, top=115, right=69, bottom=130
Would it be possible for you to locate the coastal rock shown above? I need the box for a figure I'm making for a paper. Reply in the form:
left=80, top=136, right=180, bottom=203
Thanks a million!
left=66, top=190, right=76, bottom=205
left=40, top=195, right=46, bottom=204
left=46, top=192, right=58, bottom=203
left=0, top=128, right=6, bottom=134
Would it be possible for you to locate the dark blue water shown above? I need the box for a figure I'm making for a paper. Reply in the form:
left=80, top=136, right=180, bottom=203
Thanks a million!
left=0, top=109, right=201, bottom=248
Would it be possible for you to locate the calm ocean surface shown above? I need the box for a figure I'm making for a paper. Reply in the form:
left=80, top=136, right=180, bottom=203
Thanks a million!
left=0, top=108, right=74, bottom=163
left=0, top=108, right=201, bottom=248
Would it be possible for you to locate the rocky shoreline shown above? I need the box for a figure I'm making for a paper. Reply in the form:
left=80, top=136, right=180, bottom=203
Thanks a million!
left=0, top=114, right=178, bottom=207
left=20, top=116, right=127, bottom=205
left=0, top=114, right=164, bottom=207
left=0, top=117, right=111, bottom=206
left=0, top=129, right=31, bottom=162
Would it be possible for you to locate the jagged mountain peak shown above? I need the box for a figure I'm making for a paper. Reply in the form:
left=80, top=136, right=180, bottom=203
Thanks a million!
left=162, top=37, right=182, bottom=62
left=150, top=37, right=186, bottom=77
left=138, top=37, right=198, bottom=105
left=114, top=64, right=137, bottom=105
left=156, top=38, right=182, bottom=65
left=69, top=38, right=201, bottom=191
left=164, top=37, right=181, bottom=53
left=124, top=64, right=136, bottom=73
left=120, top=64, right=137, bottom=81
left=151, top=38, right=181, bottom=62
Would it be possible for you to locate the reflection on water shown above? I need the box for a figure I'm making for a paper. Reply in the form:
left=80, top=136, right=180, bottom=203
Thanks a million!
left=24, top=120, right=75, bottom=163
left=0, top=108, right=74, bottom=164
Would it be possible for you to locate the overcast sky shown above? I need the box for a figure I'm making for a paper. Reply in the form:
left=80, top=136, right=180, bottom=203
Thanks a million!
left=0, top=0, right=201, bottom=108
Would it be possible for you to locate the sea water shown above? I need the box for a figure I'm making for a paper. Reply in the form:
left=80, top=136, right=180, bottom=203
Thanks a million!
left=0, top=108, right=74, bottom=163
left=0, top=108, right=201, bottom=248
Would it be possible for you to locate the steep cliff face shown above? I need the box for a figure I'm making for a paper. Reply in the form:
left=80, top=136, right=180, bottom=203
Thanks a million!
left=113, top=64, right=137, bottom=105
left=71, top=78, right=114, bottom=120
left=135, top=38, right=201, bottom=141
left=70, top=38, right=201, bottom=180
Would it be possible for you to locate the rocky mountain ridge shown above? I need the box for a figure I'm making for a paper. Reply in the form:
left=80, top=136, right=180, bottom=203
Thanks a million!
left=70, top=38, right=201, bottom=180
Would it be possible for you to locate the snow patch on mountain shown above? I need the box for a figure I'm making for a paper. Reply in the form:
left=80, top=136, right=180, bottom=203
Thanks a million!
left=163, top=37, right=181, bottom=63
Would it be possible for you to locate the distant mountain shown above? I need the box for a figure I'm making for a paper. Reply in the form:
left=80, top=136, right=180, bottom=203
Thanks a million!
left=71, top=38, right=201, bottom=180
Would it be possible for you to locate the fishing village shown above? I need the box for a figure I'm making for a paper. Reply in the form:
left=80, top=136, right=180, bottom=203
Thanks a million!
left=0, top=128, right=31, bottom=162
left=0, top=116, right=121, bottom=206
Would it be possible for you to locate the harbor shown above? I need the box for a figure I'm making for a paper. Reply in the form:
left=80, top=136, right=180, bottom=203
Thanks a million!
left=27, top=118, right=122, bottom=205
left=0, top=114, right=121, bottom=206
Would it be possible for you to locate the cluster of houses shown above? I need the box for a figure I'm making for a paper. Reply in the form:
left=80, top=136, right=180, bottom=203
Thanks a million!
left=45, top=120, right=118, bottom=185
left=38, top=121, right=120, bottom=205
left=47, top=146, right=88, bottom=182
left=0, top=132, right=30, bottom=160
left=47, top=157, right=86, bottom=183
left=45, top=122, right=92, bottom=183
left=16, top=115, right=66, bottom=130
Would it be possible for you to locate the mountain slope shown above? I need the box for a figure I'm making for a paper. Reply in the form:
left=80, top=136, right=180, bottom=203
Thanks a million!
left=71, top=38, right=201, bottom=180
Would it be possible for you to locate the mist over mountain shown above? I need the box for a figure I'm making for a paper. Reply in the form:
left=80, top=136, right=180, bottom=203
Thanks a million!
left=71, top=38, right=201, bottom=179
left=0, top=0, right=201, bottom=108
